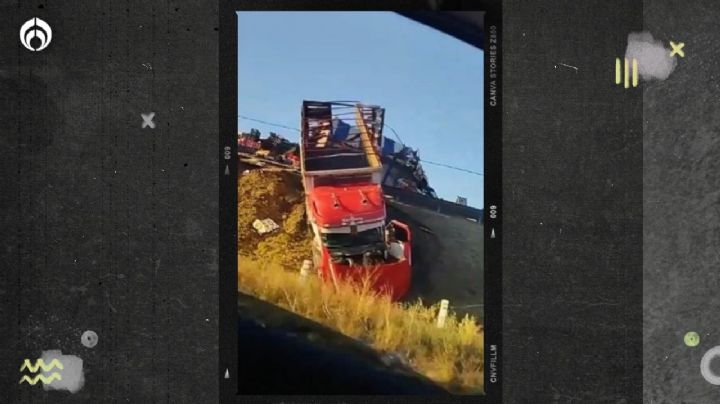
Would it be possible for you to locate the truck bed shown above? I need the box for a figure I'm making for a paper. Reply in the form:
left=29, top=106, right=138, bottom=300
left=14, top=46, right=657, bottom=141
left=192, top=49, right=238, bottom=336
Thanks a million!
left=301, top=101, right=384, bottom=173
left=304, top=148, right=371, bottom=171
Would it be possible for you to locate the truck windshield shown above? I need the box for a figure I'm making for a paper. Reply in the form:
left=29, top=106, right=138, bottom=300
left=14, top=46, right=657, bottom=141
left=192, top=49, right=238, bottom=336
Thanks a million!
left=322, top=228, right=383, bottom=249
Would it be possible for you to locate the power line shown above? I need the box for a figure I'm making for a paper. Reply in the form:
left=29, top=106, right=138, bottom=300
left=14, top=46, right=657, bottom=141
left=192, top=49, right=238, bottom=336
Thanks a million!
left=238, top=115, right=300, bottom=132
left=382, top=122, right=483, bottom=176
left=383, top=123, right=405, bottom=145
left=237, top=114, right=483, bottom=176
left=421, top=160, right=484, bottom=176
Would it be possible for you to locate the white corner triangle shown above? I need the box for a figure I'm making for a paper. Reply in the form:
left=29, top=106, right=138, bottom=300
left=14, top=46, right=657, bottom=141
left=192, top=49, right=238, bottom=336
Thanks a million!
left=224, top=369, right=230, bottom=379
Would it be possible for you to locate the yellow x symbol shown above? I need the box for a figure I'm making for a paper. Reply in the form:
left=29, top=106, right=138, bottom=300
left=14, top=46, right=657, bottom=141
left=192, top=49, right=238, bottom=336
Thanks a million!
left=670, top=41, right=685, bottom=58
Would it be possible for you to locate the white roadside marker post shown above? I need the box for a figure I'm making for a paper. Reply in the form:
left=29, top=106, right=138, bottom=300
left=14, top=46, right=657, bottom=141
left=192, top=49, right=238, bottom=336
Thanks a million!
left=300, top=260, right=312, bottom=280
left=437, top=299, right=450, bottom=328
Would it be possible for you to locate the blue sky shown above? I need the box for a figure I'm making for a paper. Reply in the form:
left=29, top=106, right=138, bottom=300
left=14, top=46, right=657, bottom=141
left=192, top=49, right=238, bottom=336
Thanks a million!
left=237, top=12, right=484, bottom=208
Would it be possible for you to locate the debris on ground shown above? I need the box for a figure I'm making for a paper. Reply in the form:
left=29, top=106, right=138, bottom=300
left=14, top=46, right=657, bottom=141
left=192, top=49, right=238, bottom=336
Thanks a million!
left=252, top=218, right=280, bottom=235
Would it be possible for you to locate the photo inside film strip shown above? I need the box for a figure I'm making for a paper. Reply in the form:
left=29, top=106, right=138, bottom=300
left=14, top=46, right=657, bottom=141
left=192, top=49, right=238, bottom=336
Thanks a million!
left=220, top=5, right=501, bottom=401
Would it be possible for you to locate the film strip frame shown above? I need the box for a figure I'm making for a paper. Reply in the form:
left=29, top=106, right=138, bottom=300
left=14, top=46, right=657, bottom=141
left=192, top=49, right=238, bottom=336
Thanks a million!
left=219, top=1, right=502, bottom=402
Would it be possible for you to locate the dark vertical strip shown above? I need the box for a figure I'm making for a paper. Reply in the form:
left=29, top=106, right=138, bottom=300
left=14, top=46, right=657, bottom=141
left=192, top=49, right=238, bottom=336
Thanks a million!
left=483, top=3, right=502, bottom=402
left=219, top=1, right=239, bottom=402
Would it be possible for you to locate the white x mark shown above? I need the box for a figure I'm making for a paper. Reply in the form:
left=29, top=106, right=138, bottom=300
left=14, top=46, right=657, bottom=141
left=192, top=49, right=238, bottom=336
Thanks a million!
left=141, top=112, right=156, bottom=129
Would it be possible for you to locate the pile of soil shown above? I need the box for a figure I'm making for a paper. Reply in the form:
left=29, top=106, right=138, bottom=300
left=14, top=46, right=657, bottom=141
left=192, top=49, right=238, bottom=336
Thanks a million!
left=238, top=170, right=313, bottom=270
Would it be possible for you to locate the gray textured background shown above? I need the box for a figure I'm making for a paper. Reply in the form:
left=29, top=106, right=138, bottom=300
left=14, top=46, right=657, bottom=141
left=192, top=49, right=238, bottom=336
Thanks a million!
left=643, top=1, right=720, bottom=403
left=1, top=1, right=219, bottom=403
left=503, top=0, right=643, bottom=402
left=1, top=0, right=716, bottom=403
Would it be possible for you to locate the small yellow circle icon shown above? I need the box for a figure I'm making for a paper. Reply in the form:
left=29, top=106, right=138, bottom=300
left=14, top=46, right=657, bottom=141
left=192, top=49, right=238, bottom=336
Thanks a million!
left=684, top=331, right=700, bottom=347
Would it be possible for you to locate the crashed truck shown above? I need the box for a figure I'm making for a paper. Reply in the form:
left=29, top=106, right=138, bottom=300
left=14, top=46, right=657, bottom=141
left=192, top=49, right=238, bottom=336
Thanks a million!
left=300, top=100, right=412, bottom=301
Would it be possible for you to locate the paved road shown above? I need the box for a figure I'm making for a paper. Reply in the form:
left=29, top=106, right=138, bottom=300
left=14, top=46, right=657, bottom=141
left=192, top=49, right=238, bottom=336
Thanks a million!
left=387, top=200, right=484, bottom=320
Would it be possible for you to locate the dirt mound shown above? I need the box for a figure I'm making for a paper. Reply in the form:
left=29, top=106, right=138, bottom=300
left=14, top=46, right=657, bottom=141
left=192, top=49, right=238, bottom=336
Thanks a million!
left=238, top=170, right=312, bottom=269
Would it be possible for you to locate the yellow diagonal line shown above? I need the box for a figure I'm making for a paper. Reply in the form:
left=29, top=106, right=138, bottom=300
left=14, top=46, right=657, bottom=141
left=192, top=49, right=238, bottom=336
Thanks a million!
left=354, top=106, right=380, bottom=168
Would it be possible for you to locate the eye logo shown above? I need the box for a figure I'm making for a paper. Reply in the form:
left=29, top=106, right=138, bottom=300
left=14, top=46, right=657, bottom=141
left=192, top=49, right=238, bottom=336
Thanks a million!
left=20, top=17, right=52, bottom=52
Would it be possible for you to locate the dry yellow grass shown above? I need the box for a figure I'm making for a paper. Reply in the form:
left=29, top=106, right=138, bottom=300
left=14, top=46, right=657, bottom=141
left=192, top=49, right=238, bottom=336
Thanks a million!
left=238, top=258, right=484, bottom=394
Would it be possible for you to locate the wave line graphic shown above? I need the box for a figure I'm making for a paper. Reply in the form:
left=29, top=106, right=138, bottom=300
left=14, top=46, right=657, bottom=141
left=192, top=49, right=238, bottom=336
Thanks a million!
left=20, top=358, right=64, bottom=373
left=19, top=373, right=62, bottom=385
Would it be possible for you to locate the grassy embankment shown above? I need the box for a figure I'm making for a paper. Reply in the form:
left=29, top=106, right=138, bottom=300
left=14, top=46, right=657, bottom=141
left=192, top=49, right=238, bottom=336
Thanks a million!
left=238, top=170, right=484, bottom=394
